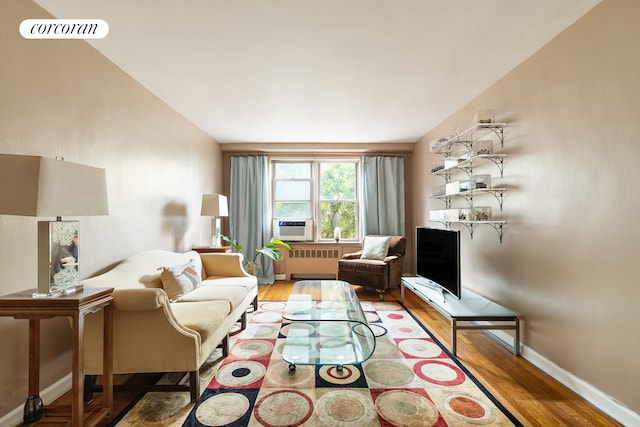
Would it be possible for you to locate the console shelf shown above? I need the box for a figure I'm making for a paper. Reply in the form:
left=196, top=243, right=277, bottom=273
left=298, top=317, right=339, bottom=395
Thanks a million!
left=401, top=277, right=520, bottom=356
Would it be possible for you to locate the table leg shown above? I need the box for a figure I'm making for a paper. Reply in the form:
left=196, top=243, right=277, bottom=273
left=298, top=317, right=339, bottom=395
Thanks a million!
left=103, top=303, right=113, bottom=417
left=72, top=312, right=83, bottom=427
left=451, top=319, right=458, bottom=357
left=24, top=319, right=43, bottom=423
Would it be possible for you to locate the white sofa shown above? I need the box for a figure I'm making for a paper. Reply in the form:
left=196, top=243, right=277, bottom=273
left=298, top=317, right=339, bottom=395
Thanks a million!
left=80, top=249, right=258, bottom=401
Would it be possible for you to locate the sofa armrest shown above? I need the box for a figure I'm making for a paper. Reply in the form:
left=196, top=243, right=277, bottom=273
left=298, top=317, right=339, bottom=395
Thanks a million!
left=200, top=253, right=252, bottom=278
left=383, top=254, right=401, bottom=263
left=342, top=250, right=363, bottom=260
left=112, top=288, right=169, bottom=311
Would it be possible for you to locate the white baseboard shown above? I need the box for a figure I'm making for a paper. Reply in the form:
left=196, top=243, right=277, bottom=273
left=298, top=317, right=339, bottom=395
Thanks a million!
left=0, top=373, right=72, bottom=427
left=486, top=329, right=639, bottom=426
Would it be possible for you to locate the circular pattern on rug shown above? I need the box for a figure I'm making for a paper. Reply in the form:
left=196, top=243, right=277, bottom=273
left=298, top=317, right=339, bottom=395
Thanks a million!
left=375, top=390, right=439, bottom=426
left=442, top=393, right=495, bottom=424
left=372, top=301, right=402, bottom=311
left=318, top=365, right=361, bottom=385
left=280, top=322, right=315, bottom=337
left=385, top=312, right=406, bottom=321
left=364, top=360, right=414, bottom=386
left=372, top=338, right=399, bottom=358
left=252, top=311, right=283, bottom=323
left=244, top=323, right=280, bottom=338
left=413, top=360, right=466, bottom=386
left=388, top=323, right=424, bottom=337
left=368, top=323, right=388, bottom=337
left=260, top=301, right=286, bottom=311
left=128, top=392, right=189, bottom=423
left=195, top=392, right=250, bottom=426
left=317, top=322, right=350, bottom=337
left=397, top=338, right=443, bottom=358
left=264, top=360, right=314, bottom=388
left=364, top=311, right=380, bottom=323
left=230, top=339, right=274, bottom=359
left=215, top=360, right=266, bottom=387
left=254, top=390, right=313, bottom=427
left=316, top=389, right=377, bottom=426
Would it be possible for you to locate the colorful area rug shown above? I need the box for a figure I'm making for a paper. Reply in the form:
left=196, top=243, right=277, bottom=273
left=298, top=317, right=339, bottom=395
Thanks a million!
left=179, top=300, right=521, bottom=426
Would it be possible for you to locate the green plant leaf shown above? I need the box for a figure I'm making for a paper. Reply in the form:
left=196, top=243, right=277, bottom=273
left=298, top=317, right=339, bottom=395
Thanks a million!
left=268, top=238, right=292, bottom=251
left=256, top=246, right=283, bottom=261
left=221, top=235, right=243, bottom=251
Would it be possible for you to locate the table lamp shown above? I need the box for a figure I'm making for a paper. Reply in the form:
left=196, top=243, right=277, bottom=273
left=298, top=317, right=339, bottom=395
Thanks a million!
left=0, top=155, right=109, bottom=297
left=200, top=193, right=228, bottom=247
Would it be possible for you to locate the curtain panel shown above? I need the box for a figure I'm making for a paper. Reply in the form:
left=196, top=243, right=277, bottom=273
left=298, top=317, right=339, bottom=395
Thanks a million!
left=362, top=156, right=406, bottom=236
left=229, top=155, right=274, bottom=285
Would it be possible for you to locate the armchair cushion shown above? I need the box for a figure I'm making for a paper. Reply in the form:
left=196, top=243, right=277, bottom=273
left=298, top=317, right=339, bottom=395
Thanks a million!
left=360, top=236, right=391, bottom=260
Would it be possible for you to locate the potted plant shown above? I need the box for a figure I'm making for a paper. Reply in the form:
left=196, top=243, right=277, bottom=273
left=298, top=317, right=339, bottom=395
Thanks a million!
left=221, top=235, right=292, bottom=275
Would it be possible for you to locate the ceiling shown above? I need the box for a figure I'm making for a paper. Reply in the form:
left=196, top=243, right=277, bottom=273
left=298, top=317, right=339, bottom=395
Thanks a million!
left=35, top=0, right=600, bottom=144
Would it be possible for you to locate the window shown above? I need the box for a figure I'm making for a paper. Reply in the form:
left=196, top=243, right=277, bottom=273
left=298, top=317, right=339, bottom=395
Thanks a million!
left=272, top=159, right=360, bottom=241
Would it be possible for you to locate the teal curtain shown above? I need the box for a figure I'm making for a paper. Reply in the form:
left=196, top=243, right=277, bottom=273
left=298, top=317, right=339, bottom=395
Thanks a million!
left=229, top=155, right=274, bottom=285
left=362, top=156, right=405, bottom=236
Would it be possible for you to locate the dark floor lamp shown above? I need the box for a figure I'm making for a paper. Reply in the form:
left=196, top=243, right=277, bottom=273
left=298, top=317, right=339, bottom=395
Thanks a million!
left=0, top=154, right=109, bottom=297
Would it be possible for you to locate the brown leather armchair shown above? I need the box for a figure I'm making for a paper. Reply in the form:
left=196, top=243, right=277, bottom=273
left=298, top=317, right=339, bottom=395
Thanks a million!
left=337, top=235, right=406, bottom=300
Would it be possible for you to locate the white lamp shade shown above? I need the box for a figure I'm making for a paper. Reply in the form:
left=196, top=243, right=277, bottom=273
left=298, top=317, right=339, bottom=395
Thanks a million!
left=201, top=194, right=228, bottom=217
left=0, top=155, right=108, bottom=217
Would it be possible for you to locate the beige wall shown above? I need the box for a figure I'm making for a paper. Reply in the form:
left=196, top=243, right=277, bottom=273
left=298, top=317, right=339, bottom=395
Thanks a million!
left=0, top=0, right=222, bottom=418
left=414, top=0, right=639, bottom=414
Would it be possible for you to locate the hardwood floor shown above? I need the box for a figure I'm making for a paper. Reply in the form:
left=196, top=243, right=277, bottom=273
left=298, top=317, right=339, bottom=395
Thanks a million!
left=33, top=280, right=620, bottom=426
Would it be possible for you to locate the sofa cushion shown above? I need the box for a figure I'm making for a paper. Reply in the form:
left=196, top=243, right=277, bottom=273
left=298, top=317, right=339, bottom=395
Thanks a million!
left=202, top=276, right=258, bottom=292
left=171, top=300, right=230, bottom=343
left=175, top=285, right=248, bottom=311
left=361, top=236, right=391, bottom=260
left=159, top=259, right=202, bottom=301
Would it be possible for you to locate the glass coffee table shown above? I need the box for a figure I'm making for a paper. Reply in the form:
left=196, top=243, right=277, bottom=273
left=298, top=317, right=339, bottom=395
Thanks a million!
left=281, top=280, right=376, bottom=371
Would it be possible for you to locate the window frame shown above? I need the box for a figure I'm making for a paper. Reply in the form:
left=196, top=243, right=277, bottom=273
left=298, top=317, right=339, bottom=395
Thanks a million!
left=271, top=158, right=361, bottom=242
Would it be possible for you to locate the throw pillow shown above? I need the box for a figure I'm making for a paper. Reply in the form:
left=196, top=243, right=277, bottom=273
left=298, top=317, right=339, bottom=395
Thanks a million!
left=159, top=259, right=202, bottom=301
left=360, top=236, right=391, bottom=260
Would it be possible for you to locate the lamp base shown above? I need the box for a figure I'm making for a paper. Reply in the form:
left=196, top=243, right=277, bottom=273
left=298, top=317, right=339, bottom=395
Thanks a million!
left=32, top=284, right=84, bottom=299
left=37, top=220, right=80, bottom=297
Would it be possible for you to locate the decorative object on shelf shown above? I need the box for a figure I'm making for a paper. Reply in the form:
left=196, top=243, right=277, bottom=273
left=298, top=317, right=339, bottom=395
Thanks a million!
left=472, top=109, right=495, bottom=124
left=472, top=174, right=491, bottom=189
left=221, top=235, right=292, bottom=275
left=473, top=206, right=492, bottom=221
left=333, top=227, right=341, bottom=242
left=472, top=140, right=493, bottom=155
left=446, top=208, right=473, bottom=221
left=0, top=155, right=108, bottom=297
left=201, top=193, right=228, bottom=247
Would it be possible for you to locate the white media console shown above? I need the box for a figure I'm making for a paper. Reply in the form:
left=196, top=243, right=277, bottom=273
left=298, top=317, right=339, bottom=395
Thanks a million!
left=401, top=276, right=520, bottom=356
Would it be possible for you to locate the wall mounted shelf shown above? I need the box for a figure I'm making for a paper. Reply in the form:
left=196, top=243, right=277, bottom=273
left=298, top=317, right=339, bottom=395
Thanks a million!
left=429, top=121, right=508, bottom=242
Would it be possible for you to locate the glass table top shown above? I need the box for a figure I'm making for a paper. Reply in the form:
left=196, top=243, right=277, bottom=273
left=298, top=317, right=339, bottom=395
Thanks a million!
left=281, top=280, right=376, bottom=369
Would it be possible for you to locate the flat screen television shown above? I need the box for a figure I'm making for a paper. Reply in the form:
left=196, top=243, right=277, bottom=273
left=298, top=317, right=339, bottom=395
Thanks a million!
left=416, top=227, right=462, bottom=299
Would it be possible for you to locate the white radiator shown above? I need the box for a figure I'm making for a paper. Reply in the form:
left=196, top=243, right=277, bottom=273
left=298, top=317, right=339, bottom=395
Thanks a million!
left=280, top=245, right=343, bottom=280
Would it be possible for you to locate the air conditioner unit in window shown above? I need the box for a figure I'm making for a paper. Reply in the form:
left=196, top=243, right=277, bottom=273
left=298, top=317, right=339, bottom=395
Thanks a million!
left=273, top=219, right=313, bottom=242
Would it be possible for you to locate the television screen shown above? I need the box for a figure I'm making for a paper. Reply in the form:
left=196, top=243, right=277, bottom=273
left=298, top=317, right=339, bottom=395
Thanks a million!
left=416, top=227, right=461, bottom=299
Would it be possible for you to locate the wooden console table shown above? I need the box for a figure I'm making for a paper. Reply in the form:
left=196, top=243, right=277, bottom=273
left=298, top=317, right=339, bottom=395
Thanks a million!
left=401, top=277, right=520, bottom=356
left=191, top=245, right=232, bottom=253
left=0, top=287, right=114, bottom=426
